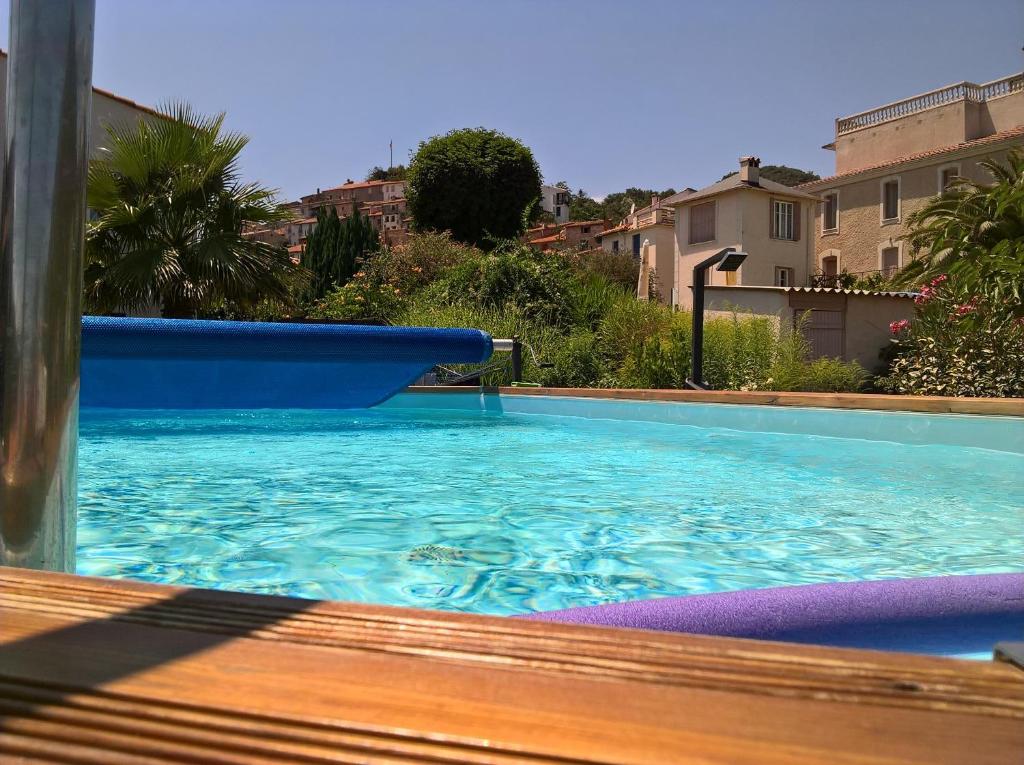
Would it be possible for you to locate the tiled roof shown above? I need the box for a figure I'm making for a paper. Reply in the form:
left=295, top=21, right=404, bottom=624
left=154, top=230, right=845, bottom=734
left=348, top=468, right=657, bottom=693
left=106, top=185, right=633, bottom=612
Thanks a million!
left=664, top=175, right=819, bottom=206
left=799, top=125, right=1024, bottom=189
left=322, top=179, right=405, bottom=193
left=562, top=219, right=605, bottom=228
left=286, top=244, right=304, bottom=253
left=528, top=234, right=563, bottom=244
left=598, top=224, right=628, bottom=236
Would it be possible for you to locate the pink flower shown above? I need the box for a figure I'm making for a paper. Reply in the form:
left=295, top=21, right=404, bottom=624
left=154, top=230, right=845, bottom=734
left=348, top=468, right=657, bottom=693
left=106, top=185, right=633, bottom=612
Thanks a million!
left=890, top=319, right=910, bottom=334
left=930, top=274, right=948, bottom=286
left=953, top=298, right=978, bottom=317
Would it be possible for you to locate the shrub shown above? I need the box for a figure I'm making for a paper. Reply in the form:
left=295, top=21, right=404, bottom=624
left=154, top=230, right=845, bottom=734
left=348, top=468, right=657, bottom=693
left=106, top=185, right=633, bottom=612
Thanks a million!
left=880, top=276, right=1024, bottom=397
left=430, top=242, right=575, bottom=325
left=537, top=332, right=603, bottom=388
left=562, top=248, right=639, bottom=291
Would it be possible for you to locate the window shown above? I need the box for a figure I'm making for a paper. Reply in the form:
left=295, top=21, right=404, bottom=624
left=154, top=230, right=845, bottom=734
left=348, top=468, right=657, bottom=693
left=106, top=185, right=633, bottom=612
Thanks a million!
left=821, top=254, right=838, bottom=277
left=881, top=246, right=900, bottom=276
left=823, top=192, right=838, bottom=233
left=771, top=200, right=797, bottom=240
left=938, top=165, right=960, bottom=193
left=581, top=226, right=590, bottom=234
left=611, top=240, right=620, bottom=253
left=688, top=201, right=716, bottom=244
left=775, top=267, right=794, bottom=287
left=881, top=178, right=900, bottom=222
left=632, top=233, right=641, bottom=258
left=555, top=205, right=561, bottom=217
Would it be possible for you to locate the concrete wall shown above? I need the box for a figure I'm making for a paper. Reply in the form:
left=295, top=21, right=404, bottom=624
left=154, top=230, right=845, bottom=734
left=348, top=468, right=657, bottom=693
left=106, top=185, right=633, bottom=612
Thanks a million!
left=809, top=145, right=1018, bottom=276
left=673, top=190, right=816, bottom=309
left=703, top=286, right=914, bottom=371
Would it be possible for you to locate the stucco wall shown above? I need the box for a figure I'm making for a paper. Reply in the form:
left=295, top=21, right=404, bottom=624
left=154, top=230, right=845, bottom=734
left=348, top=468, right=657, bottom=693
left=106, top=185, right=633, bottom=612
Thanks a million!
left=810, top=146, right=1017, bottom=276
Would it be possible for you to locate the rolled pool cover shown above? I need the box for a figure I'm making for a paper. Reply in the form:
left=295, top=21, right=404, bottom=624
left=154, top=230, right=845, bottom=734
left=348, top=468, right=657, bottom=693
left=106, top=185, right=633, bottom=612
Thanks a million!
left=523, top=573, right=1024, bottom=656
left=81, top=316, right=493, bottom=409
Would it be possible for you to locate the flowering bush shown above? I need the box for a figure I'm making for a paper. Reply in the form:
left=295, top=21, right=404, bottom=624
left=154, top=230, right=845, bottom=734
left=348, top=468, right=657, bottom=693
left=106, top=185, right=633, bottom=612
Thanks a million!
left=880, top=275, right=1024, bottom=397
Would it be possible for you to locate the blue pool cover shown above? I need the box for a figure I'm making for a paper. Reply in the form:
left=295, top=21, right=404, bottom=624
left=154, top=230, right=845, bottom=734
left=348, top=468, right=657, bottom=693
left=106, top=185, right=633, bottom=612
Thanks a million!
left=81, top=316, right=493, bottom=408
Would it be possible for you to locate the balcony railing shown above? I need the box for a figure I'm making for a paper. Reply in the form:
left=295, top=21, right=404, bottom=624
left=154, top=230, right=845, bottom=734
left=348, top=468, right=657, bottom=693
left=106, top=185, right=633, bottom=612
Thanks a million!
left=836, top=72, right=1024, bottom=135
left=633, top=208, right=675, bottom=228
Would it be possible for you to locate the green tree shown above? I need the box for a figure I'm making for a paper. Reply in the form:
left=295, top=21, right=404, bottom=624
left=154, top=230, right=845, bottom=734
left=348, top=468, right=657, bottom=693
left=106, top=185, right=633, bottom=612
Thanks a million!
left=303, top=206, right=381, bottom=301
left=407, top=128, right=541, bottom=245
left=719, top=165, right=820, bottom=187
left=366, top=164, right=408, bottom=182
left=896, top=150, right=1024, bottom=309
left=568, top=188, right=604, bottom=221
left=85, top=103, right=304, bottom=317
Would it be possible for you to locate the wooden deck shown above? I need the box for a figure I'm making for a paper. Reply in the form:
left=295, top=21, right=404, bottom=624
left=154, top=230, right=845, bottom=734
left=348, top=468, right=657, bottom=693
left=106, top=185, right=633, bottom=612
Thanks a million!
left=1, top=569, right=1021, bottom=763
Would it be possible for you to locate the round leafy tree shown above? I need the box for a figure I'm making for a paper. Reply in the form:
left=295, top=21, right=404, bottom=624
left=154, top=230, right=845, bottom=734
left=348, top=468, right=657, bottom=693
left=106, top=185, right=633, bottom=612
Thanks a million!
left=407, top=128, right=541, bottom=246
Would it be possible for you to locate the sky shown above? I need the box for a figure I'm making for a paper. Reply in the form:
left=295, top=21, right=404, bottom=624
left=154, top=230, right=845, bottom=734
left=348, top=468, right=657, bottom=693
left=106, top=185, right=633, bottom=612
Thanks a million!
left=2, top=0, right=1022, bottom=201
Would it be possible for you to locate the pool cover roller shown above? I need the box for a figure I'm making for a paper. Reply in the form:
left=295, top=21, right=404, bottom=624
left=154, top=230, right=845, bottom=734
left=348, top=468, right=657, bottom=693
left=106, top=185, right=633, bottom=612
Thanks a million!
left=81, top=316, right=493, bottom=408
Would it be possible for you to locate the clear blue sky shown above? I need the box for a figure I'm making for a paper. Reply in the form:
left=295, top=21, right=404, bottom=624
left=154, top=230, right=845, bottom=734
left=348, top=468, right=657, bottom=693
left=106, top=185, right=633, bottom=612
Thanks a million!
left=3, top=0, right=1022, bottom=201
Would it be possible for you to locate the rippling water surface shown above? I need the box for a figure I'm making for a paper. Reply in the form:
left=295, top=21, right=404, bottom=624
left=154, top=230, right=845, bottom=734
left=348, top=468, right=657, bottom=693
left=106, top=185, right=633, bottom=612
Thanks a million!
left=78, top=406, right=1024, bottom=614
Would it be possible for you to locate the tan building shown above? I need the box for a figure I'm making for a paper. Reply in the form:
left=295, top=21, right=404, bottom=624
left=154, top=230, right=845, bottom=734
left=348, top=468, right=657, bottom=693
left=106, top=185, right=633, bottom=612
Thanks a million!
left=0, top=49, right=159, bottom=157
left=598, top=197, right=679, bottom=305
left=800, top=73, right=1024, bottom=281
left=663, top=158, right=818, bottom=310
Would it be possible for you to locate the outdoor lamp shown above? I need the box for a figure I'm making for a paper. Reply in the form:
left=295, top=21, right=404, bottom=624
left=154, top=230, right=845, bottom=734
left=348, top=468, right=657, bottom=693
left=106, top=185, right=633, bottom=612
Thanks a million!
left=685, top=247, right=748, bottom=390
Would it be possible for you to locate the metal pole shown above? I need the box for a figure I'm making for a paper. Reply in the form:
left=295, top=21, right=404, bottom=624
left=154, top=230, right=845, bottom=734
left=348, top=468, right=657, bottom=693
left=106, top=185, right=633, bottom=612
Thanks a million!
left=510, top=337, right=522, bottom=382
left=689, top=265, right=706, bottom=389
left=0, top=0, right=95, bottom=571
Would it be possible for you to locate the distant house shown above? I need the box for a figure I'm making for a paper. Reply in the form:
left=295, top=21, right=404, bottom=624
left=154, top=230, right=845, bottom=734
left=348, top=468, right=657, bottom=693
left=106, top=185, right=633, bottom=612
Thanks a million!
left=523, top=219, right=609, bottom=251
left=662, top=157, right=818, bottom=309
left=799, top=72, right=1024, bottom=282
left=299, top=179, right=410, bottom=244
left=540, top=185, right=572, bottom=224
left=598, top=195, right=682, bottom=305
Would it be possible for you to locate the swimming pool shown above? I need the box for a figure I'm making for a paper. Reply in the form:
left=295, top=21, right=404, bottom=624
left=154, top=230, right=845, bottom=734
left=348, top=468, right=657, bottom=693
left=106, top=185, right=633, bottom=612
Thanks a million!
left=78, top=393, right=1024, bottom=626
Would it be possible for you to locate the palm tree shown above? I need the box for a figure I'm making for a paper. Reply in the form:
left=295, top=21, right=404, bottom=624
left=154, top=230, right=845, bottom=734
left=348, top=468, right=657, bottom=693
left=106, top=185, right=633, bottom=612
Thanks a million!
left=85, top=103, right=306, bottom=317
left=897, top=150, right=1024, bottom=309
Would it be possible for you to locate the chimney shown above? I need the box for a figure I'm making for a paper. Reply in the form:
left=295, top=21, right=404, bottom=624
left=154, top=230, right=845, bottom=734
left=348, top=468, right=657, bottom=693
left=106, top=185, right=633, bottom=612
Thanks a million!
left=651, top=195, right=659, bottom=208
left=739, top=156, right=760, bottom=185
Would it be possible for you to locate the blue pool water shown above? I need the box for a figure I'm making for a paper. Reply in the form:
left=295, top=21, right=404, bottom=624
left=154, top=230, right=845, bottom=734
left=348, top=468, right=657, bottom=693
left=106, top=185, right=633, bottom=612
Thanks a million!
left=77, top=396, right=1024, bottom=615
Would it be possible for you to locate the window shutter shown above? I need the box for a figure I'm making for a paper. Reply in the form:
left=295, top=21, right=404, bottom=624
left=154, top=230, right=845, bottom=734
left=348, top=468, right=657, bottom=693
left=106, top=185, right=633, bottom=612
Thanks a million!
left=793, top=200, right=801, bottom=241
left=769, top=198, right=776, bottom=238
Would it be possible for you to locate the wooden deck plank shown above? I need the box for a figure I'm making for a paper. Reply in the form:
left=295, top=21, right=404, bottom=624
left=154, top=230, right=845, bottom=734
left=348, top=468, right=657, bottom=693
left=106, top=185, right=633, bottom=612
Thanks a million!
left=1, top=569, right=1022, bottom=764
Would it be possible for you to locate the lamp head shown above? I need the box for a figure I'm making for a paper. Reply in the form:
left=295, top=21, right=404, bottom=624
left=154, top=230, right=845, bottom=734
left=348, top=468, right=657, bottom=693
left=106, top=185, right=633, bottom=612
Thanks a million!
left=716, top=250, right=747, bottom=272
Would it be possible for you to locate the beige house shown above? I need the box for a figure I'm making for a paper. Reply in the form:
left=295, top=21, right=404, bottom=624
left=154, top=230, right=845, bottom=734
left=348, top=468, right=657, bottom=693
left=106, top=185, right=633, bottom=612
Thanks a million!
left=663, top=158, right=818, bottom=309
left=704, top=285, right=914, bottom=371
left=598, top=197, right=679, bottom=305
left=800, top=73, right=1024, bottom=281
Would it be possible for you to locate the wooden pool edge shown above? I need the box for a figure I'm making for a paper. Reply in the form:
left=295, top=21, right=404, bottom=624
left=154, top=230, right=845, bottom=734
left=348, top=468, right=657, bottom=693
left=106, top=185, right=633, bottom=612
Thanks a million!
left=407, top=386, right=1024, bottom=416
left=1, top=568, right=1022, bottom=764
